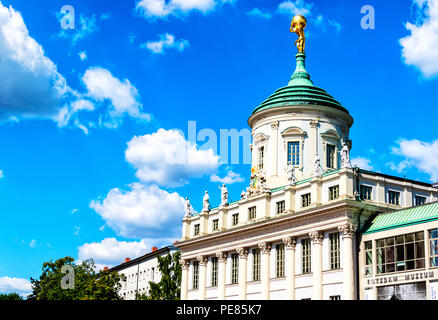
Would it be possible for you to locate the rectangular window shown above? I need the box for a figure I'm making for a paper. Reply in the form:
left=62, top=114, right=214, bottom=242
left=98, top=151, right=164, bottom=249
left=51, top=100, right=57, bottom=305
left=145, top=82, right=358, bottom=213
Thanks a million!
left=302, top=193, right=311, bottom=208
left=253, top=249, right=260, bottom=281
left=276, top=244, right=285, bottom=278
left=329, top=233, right=340, bottom=270
left=365, top=241, right=373, bottom=276
left=415, top=196, right=426, bottom=206
left=429, top=228, right=438, bottom=267
left=376, top=231, right=425, bottom=274
left=330, top=295, right=341, bottom=300
left=276, top=201, right=285, bottom=215
left=231, top=253, right=239, bottom=284
left=302, top=238, right=311, bottom=274
left=329, top=185, right=340, bottom=201
left=360, top=185, right=373, bottom=201
left=194, top=224, right=200, bottom=236
left=232, top=213, right=239, bottom=226
left=192, top=261, right=199, bottom=289
left=211, top=257, right=218, bottom=287
left=258, top=147, right=264, bottom=171
left=388, top=190, right=400, bottom=205
left=212, top=219, right=219, bottom=232
left=327, top=144, right=336, bottom=169
left=288, top=141, right=300, bottom=166
left=248, top=207, right=256, bottom=220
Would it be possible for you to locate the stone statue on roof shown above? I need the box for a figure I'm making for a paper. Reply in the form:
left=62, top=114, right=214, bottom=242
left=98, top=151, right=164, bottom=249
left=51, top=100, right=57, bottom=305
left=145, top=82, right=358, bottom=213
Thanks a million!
left=184, top=197, right=192, bottom=217
left=202, top=191, right=210, bottom=211
left=218, top=184, right=228, bottom=206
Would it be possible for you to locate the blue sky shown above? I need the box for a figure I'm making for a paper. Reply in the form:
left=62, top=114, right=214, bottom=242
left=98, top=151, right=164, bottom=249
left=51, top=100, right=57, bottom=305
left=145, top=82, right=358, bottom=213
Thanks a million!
left=1, top=0, right=438, bottom=296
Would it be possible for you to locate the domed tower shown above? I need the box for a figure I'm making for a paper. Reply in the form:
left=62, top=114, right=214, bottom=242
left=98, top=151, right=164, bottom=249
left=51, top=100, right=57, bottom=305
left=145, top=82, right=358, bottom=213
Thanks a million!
left=248, top=15, right=354, bottom=189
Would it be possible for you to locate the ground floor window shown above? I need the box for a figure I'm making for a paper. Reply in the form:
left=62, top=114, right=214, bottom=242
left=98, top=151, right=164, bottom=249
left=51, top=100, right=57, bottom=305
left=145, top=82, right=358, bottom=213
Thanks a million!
left=330, top=295, right=341, bottom=300
left=377, top=282, right=426, bottom=300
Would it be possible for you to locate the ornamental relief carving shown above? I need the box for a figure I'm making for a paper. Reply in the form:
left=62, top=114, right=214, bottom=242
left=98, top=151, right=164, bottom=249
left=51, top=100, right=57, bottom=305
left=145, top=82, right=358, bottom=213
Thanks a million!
left=179, top=259, right=189, bottom=269
left=197, top=255, right=207, bottom=266
left=338, top=223, right=356, bottom=238
left=309, top=231, right=324, bottom=244
left=258, top=242, right=271, bottom=254
left=282, top=237, right=297, bottom=249
left=236, top=247, right=248, bottom=258
left=216, top=251, right=226, bottom=262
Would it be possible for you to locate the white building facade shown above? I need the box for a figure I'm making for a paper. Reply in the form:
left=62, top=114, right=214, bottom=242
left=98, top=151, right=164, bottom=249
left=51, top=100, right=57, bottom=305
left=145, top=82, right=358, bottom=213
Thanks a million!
left=109, top=246, right=178, bottom=300
left=175, top=43, right=438, bottom=300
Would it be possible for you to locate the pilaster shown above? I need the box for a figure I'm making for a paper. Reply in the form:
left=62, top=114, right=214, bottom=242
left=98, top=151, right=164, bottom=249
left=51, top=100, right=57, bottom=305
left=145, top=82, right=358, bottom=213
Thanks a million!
left=338, top=223, right=356, bottom=300
left=309, top=231, right=324, bottom=300
left=283, top=237, right=297, bottom=300
left=236, top=247, right=248, bottom=300
left=258, top=242, right=271, bottom=300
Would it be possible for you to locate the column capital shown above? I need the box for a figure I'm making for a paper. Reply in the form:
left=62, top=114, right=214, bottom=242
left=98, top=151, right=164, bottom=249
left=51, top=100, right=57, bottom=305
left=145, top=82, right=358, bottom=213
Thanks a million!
left=236, top=247, right=248, bottom=259
left=216, top=251, right=227, bottom=262
left=179, top=259, right=189, bottom=270
left=310, top=120, right=319, bottom=128
left=270, top=121, right=279, bottom=130
left=282, top=237, right=297, bottom=250
left=197, top=255, right=207, bottom=266
left=309, top=231, right=324, bottom=244
left=258, top=242, right=271, bottom=254
left=338, top=223, right=356, bottom=238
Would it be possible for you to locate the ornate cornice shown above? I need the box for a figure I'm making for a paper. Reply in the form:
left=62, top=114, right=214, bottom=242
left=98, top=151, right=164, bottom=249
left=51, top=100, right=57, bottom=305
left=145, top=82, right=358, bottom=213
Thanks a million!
left=197, top=255, right=207, bottom=266
left=338, top=223, right=356, bottom=238
left=216, top=251, right=226, bottom=262
left=236, top=247, right=248, bottom=259
left=282, top=237, right=297, bottom=250
left=258, top=242, right=271, bottom=254
left=309, top=231, right=324, bottom=244
left=179, top=259, right=189, bottom=270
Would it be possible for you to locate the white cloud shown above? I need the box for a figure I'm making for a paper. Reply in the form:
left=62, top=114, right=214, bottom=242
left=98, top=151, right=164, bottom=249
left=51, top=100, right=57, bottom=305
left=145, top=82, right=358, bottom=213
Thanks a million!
left=400, top=0, right=438, bottom=78
left=71, top=208, right=79, bottom=215
left=391, top=138, right=438, bottom=181
left=73, top=226, right=80, bottom=237
left=56, top=14, right=98, bottom=45
left=29, top=239, right=37, bottom=248
left=141, top=33, right=190, bottom=54
left=0, top=277, right=32, bottom=296
left=351, top=156, right=374, bottom=171
left=211, top=170, right=244, bottom=184
left=81, top=67, right=151, bottom=124
left=278, top=0, right=314, bottom=16
left=0, top=3, right=73, bottom=123
left=246, top=8, right=272, bottom=20
left=78, top=237, right=175, bottom=266
left=125, top=129, right=220, bottom=187
left=135, top=0, right=218, bottom=19
left=78, top=51, right=88, bottom=61
left=90, top=183, right=185, bottom=238
left=0, top=170, right=3, bottom=179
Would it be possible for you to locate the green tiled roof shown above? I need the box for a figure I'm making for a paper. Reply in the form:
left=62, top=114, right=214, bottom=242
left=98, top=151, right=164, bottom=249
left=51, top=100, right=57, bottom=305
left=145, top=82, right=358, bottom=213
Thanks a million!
left=364, top=202, right=438, bottom=234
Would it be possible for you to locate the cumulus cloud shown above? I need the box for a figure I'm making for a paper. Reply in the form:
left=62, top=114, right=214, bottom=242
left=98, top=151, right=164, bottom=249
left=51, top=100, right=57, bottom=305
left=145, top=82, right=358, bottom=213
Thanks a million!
left=56, top=14, right=99, bottom=45
left=278, top=0, right=314, bottom=16
left=125, top=129, right=220, bottom=187
left=351, top=156, right=374, bottom=171
left=390, top=138, right=438, bottom=181
left=141, top=33, right=190, bottom=54
left=78, top=51, right=88, bottom=61
left=246, top=8, right=272, bottom=20
left=78, top=237, right=176, bottom=266
left=0, top=277, right=32, bottom=297
left=0, top=3, right=73, bottom=123
left=211, top=170, right=244, bottom=184
left=90, top=183, right=185, bottom=238
left=400, top=0, right=438, bottom=78
left=81, top=67, right=151, bottom=125
left=135, top=0, right=231, bottom=20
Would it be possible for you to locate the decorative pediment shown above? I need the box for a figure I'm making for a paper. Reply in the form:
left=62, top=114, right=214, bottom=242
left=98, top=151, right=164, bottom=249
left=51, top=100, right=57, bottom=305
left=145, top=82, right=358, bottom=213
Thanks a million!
left=320, top=129, right=340, bottom=140
left=253, top=133, right=268, bottom=144
left=281, top=126, right=306, bottom=138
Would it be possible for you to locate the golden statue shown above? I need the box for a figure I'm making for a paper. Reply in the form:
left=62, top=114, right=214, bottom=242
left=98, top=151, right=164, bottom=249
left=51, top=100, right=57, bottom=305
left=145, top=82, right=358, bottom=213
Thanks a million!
left=290, top=15, right=307, bottom=53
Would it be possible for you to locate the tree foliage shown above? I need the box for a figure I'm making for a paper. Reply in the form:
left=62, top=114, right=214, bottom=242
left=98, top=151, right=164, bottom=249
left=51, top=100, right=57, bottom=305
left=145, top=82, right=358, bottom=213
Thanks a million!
left=0, top=292, right=23, bottom=300
left=137, top=251, right=181, bottom=300
left=28, top=256, right=125, bottom=300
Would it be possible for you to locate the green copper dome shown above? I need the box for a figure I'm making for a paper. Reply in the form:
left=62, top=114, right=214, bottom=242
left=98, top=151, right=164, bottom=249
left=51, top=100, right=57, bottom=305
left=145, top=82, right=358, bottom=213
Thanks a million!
left=252, top=53, right=349, bottom=115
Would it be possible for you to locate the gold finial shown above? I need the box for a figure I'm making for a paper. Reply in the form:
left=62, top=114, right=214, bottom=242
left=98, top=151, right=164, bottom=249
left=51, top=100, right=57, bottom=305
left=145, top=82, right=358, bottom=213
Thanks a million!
left=290, top=15, right=307, bottom=53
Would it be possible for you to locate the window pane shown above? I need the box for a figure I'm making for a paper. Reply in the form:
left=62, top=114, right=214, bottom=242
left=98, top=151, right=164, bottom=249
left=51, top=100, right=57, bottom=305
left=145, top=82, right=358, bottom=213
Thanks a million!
left=366, top=251, right=372, bottom=265
left=396, top=236, right=404, bottom=244
left=365, top=241, right=372, bottom=250
left=396, top=245, right=404, bottom=262
left=416, top=241, right=425, bottom=258
left=430, top=229, right=438, bottom=239
left=416, top=232, right=424, bottom=241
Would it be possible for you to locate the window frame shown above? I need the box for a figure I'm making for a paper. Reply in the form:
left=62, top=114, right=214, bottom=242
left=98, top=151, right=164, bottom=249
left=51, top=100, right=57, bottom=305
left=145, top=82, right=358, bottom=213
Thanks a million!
left=360, top=185, right=373, bottom=201
left=253, top=249, right=260, bottom=281
left=194, top=224, right=200, bottom=236
left=415, top=195, right=426, bottom=206
left=212, top=219, right=219, bottom=232
left=302, top=193, right=311, bottom=208
left=388, top=190, right=401, bottom=205
left=329, top=232, right=340, bottom=270
left=211, top=257, right=218, bottom=287
left=302, top=238, right=311, bottom=274
left=276, top=200, right=285, bottom=215
left=329, top=185, right=340, bottom=201
left=232, top=213, right=239, bottom=226
left=231, top=253, right=239, bottom=284
left=276, top=244, right=285, bottom=278
left=248, top=206, right=256, bottom=221
left=192, top=261, right=199, bottom=289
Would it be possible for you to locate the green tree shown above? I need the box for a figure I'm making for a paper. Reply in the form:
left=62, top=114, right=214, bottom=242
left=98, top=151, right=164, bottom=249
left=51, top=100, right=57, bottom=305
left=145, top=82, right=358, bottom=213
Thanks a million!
left=0, top=293, right=23, bottom=300
left=137, top=251, right=181, bottom=300
left=28, top=256, right=125, bottom=300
